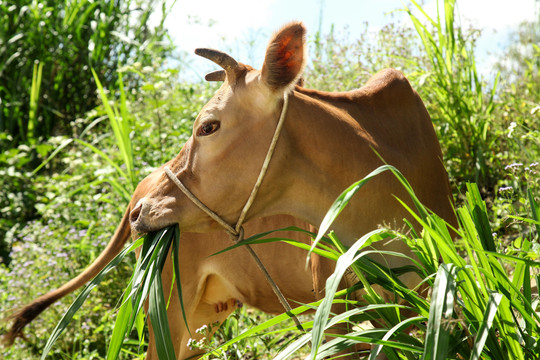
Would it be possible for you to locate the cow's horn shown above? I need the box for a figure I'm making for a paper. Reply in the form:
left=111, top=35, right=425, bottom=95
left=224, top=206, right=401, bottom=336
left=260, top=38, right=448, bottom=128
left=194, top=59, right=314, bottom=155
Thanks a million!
left=205, top=70, right=226, bottom=82
left=195, top=48, right=238, bottom=82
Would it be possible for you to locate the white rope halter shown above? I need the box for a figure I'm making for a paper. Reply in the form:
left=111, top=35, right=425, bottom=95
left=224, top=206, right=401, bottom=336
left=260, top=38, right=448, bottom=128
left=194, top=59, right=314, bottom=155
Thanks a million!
left=164, top=93, right=304, bottom=330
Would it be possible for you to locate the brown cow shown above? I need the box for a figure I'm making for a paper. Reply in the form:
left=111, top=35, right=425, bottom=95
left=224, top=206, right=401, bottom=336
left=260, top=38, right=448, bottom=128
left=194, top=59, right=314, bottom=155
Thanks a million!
left=129, top=21, right=455, bottom=293
left=3, top=169, right=335, bottom=359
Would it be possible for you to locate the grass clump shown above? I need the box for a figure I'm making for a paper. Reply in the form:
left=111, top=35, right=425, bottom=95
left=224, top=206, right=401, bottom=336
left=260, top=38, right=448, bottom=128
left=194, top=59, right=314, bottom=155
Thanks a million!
left=207, top=166, right=539, bottom=359
left=0, top=0, right=171, bottom=150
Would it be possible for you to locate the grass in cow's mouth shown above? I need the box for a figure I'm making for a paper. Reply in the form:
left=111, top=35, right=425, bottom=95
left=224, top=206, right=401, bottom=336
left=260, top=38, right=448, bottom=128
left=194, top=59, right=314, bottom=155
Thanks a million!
left=40, top=225, right=182, bottom=360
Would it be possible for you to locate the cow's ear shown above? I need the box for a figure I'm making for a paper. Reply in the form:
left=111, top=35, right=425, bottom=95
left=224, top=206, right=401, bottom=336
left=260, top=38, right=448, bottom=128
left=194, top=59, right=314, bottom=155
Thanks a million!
left=261, top=21, right=306, bottom=91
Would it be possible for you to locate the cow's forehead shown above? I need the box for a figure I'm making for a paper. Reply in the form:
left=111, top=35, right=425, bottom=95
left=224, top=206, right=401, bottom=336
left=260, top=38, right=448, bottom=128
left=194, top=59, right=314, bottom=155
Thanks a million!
left=195, top=85, right=230, bottom=124
left=196, top=69, right=276, bottom=125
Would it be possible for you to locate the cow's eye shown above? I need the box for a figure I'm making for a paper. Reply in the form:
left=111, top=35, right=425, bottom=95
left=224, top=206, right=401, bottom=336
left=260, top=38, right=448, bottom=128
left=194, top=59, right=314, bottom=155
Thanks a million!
left=197, top=121, right=220, bottom=137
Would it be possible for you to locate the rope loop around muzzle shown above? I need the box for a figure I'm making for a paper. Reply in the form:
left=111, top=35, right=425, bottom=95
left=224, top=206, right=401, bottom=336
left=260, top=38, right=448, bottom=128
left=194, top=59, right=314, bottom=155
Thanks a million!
left=164, top=93, right=305, bottom=331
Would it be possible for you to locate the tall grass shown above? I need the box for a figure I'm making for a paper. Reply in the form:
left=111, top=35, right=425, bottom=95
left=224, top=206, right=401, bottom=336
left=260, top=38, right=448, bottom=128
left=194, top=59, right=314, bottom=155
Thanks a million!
left=198, top=166, right=539, bottom=359
left=34, top=71, right=137, bottom=208
left=31, top=164, right=540, bottom=359
left=404, top=0, right=500, bottom=188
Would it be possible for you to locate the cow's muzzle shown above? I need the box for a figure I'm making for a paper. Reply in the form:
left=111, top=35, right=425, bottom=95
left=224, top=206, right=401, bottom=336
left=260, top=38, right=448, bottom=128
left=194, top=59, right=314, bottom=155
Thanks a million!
left=130, top=198, right=152, bottom=233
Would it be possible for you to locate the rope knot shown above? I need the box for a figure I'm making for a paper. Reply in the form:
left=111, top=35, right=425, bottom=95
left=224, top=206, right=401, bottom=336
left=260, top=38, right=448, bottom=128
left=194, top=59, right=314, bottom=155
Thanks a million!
left=228, top=226, right=245, bottom=244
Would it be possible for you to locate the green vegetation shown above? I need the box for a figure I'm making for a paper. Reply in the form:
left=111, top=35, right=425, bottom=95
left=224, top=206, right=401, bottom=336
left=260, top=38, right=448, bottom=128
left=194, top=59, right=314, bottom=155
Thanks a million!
left=0, top=0, right=173, bottom=263
left=1, top=0, right=539, bottom=359
left=0, top=0, right=171, bottom=149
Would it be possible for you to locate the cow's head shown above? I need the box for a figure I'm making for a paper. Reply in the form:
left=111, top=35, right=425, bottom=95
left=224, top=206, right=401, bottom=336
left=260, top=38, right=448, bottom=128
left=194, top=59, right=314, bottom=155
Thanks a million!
left=130, top=22, right=306, bottom=233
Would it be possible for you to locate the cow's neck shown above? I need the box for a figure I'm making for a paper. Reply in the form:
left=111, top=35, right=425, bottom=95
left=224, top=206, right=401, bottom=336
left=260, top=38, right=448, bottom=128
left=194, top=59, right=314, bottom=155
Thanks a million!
left=265, top=88, right=386, bottom=244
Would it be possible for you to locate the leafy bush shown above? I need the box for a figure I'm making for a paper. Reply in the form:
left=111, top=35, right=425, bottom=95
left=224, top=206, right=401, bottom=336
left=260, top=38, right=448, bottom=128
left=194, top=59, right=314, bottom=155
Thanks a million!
left=0, top=168, right=133, bottom=359
left=493, top=21, right=540, bottom=169
left=0, top=0, right=171, bottom=150
left=0, top=0, right=174, bottom=265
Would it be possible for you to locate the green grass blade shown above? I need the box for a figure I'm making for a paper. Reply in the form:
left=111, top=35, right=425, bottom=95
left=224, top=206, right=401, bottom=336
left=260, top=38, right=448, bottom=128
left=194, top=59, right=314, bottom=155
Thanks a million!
left=129, top=230, right=173, bottom=321
left=171, top=224, right=190, bottom=336
left=316, top=328, right=424, bottom=359
left=212, top=226, right=319, bottom=255
left=107, top=226, right=177, bottom=359
left=211, top=225, right=340, bottom=262
left=135, top=309, right=146, bottom=346
left=72, top=138, right=129, bottom=183
left=276, top=304, right=395, bottom=360
left=207, top=303, right=315, bottom=358
left=106, top=238, right=157, bottom=360
left=32, top=138, right=74, bottom=174
left=465, top=183, right=496, bottom=252
left=116, top=72, right=134, bottom=187
left=369, top=316, right=426, bottom=359
left=528, top=188, right=540, bottom=235
left=148, top=264, right=176, bottom=360
left=311, top=165, right=394, bottom=253
left=309, top=229, right=386, bottom=359
left=469, top=292, right=502, bottom=360
left=107, top=285, right=135, bottom=360
left=91, top=68, right=135, bottom=192
left=422, top=263, right=457, bottom=360
left=273, top=332, right=314, bottom=360
left=28, top=61, right=43, bottom=143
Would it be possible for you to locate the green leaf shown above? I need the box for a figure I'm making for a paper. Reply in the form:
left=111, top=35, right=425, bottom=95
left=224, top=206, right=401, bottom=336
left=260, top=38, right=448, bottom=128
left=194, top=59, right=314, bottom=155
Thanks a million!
left=422, top=263, right=457, bottom=360
left=107, top=285, right=135, bottom=360
left=147, top=264, right=176, bottom=360
left=311, top=165, right=395, bottom=254
left=469, top=292, right=502, bottom=360
left=309, top=229, right=387, bottom=359
left=465, top=183, right=496, bottom=252
left=172, top=224, right=190, bottom=336
left=207, top=303, right=315, bottom=358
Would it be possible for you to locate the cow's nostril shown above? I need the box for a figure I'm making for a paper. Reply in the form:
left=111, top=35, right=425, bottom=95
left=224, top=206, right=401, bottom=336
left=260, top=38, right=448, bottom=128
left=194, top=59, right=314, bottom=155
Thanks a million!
left=130, top=202, right=142, bottom=224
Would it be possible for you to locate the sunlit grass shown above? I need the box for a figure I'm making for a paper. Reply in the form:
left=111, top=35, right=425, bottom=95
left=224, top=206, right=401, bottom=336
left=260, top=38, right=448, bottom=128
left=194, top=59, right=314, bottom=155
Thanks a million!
left=200, top=166, right=539, bottom=359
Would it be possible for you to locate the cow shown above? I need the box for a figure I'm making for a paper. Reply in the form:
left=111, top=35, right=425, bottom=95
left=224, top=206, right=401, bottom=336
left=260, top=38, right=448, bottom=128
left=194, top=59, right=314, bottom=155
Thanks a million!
left=3, top=169, right=336, bottom=359
left=129, top=21, right=455, bottom=297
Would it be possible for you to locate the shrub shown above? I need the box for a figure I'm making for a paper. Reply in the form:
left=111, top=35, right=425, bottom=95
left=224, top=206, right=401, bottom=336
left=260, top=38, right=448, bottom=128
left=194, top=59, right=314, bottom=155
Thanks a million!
left=0, top=0, right=171, bottom=150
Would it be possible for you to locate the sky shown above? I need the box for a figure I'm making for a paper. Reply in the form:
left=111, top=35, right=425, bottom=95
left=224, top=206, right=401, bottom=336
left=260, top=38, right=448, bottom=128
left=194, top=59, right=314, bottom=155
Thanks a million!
left=163, top=0, right=539, bottom=79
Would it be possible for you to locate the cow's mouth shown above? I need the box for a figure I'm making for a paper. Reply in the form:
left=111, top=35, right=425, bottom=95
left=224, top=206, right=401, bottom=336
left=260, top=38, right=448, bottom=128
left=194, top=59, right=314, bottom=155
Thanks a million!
left=130, top=219, right=154, bottom=235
